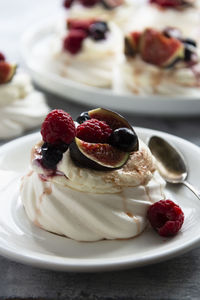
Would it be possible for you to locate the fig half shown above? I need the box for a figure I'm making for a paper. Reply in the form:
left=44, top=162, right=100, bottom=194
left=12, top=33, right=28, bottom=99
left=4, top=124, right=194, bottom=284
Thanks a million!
left=88, top=108, right=133, bottom=131
left=140, top=28, right=184, bottom=68
left=0, top=61, right=17, bottom=84
left=70, top=137, right=129, bottom=171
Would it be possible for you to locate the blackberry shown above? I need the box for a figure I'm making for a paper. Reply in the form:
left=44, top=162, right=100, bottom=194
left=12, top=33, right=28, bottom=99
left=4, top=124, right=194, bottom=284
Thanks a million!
left=109, top=127, right=139, bottom=152
left=89, top=21, right=109, bottom=41
left=41, top=143, right=67, bottom=170
left=76, top=111, right=90, bottom=124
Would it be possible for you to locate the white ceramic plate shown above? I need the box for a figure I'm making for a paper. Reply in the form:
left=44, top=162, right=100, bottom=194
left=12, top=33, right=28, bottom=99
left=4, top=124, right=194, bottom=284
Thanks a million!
left=21, top=19, right=200, bottom=116
left=0, top=128, right=200, bottom=272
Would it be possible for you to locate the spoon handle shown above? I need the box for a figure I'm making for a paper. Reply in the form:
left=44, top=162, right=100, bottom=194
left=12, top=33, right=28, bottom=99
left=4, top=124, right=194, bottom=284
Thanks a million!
left=183, top=180, right=200, bottom=201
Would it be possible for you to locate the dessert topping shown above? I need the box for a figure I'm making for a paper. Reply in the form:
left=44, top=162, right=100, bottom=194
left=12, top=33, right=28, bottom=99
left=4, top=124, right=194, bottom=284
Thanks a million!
left=70, top=137, right=129, bottom=170
left=140, top=28, right=184, bottom=67
left=147, top=199, right=184, bottom=237
left=63, top=29, right=87, bottom=54
left=0, top=61, right=17, bottom=84
left=41, top=109, right=76, bottom=145
left=0, top=52, right=5, bottom=61
left=63, top=0, right=123, bottom=9
left=109, top=127, right=139, bottom=152
left=76, top=118, right=112, bottom=143
left=101, top=0, right=124, bottom=9
left=70, top=108, right=139, bottom=171
left=149, top=0, right=194, bottom=8
left=41, top=142, right=68, bottom=170
left=76, top=111, right=91, bottom=124
left=125, top=28, right=199, bottom=68
left=64, top=20, right=110, bottom=54
left=63, top=0, right=74, bottom=8
left=89, top=21, right=109, bottom=41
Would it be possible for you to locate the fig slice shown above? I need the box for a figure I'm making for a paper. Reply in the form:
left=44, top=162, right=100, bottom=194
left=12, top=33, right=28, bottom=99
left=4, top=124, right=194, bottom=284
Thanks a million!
left=140, top=28, right=184, bottom=67
left=101, top=0, right=124, bottom=9
left=70, top=137, right=129, bottom=171
left=0, top=61, right=17, bottom=84
left=125, top=32, right=141, bottom=57
left=88, top=108, right=133, bottom=131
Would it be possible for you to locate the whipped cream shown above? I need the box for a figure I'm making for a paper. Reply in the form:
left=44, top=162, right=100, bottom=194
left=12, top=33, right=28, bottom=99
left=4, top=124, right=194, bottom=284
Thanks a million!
left=117, top=57, right=200, bottom=96
left=21, top=139, right=166, bottom=241
left=0, top=73, right=49, bottom=139
left=50, top=22, right=122, bottom=87
left=67, top=0, right=135, bottom=29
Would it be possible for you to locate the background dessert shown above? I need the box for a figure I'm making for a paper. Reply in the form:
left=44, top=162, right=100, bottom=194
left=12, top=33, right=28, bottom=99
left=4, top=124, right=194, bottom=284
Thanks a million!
left=48, top=18, right=122, bottom=87
left=0, top=53, right=49, bottom=139
left=116, top=28, right=200, bottom=95
left=20, top=108, right=168, bottom=241
left=63, top=0, right=135, bottom=30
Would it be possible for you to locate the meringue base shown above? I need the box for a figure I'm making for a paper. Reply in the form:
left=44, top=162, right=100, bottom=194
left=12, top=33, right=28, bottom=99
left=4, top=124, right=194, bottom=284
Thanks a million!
left=21, top=170, right=166, bottom=242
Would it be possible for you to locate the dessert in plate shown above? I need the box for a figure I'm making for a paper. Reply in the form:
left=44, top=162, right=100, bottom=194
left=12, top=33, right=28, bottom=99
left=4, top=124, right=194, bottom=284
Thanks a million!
left=128, top=0, right=200, bottom=40
left=49, top=18, right=122, bottom=87
left=117, top=28, right=200, bottom=95
left=0, top=52, right=49, bottom=139
left=63, top=0, right=135, bottom=29
left=20, top=108, right=184, bottom=241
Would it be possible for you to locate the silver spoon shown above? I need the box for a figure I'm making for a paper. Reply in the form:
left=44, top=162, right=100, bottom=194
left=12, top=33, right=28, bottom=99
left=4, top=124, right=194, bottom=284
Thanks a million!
left=148, top=135, right=200, bottom=200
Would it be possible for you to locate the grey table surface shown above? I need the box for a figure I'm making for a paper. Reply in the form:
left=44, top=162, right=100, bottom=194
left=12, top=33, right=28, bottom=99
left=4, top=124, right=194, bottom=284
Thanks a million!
left=1, top=0, right=200, bottom=299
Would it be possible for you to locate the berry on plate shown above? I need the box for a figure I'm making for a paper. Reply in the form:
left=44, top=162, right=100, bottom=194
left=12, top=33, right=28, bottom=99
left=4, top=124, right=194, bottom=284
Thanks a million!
left=147, top=199, right=184, bottom=237
left=0, top=52, right=5, bottom=61
left=41, top=109, right=76, bottom=145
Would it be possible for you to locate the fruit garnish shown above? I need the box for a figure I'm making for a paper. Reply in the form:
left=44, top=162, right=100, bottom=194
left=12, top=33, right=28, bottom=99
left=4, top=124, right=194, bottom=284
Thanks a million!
left=79, top=0, right=100, bottom=7
left=70, top=137, right=129, bottom=170
left=88, top=108, right=133, bottom=131
left=0, top=61, right=17, bottom=84
left=67, top=19, right=95, bottom=33
left=41, top=142, right=68, bottom=170
left=76, top=111, right=91, bottom=124
left=101, top=0, right=124, bottom=9
left=140, top=28, right=184, bottom=67
left=41, top=109, right=76, bottom=145
left=109, top=128, right=139, bottom=152
left=77, top=118, right=112, bottom=143
left=0, top=52, right=5, bottom=61
left=125, top=32, right=141, bottom=57
left=149, top=0, right=194, bottom=8
left=63, top=29, right=87, bottom=54
left=63, top=0, right=74, bottom=8
left=71, top=108, right=139, bottom=170
left=89, top=21, right=109, bottom=41
left=147, top=199, right=184, bottom=237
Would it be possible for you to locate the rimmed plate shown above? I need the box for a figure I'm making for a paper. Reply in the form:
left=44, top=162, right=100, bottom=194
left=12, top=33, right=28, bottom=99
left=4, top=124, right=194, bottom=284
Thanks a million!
left=21, top=19, right=200, bottom=116
left=0, top=128, right=200, bottom=272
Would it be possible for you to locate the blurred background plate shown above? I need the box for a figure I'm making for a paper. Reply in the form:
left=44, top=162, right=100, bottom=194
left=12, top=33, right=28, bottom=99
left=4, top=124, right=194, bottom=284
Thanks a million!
left=21, top=19, right=200, bottom=116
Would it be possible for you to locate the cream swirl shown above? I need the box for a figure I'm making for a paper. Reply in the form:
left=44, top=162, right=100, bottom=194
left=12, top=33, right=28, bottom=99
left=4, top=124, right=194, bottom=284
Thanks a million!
left=0, top=72, right=49, bottom=139
left=117, top=57, right=200, bottom=96
left=21, top=139, right=166, bottom=241
left=50, top=22, right=122, bottom=87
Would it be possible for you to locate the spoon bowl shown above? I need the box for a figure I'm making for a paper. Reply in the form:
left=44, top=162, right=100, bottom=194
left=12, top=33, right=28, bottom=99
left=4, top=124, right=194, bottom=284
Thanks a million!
left=148, top=136, right=200, bottom=200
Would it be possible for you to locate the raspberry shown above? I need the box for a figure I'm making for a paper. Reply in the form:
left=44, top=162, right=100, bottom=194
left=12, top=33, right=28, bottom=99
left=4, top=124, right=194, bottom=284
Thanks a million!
left=63, top=0, right=74, bottom=8
left=77, top=118, right=112, bottom=143
left=67, top=19, right=95, bottom=33
left=41, top=109, right=76, bottom=145
left=0, top=52, right=5, bottom=61
left=150, top=0, right=182, bottom=7
left=79, top=0, right=100, bottom=7
left=147, top=199, right=184, bottom=237
left=63, top=30, right=87, bottom=54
